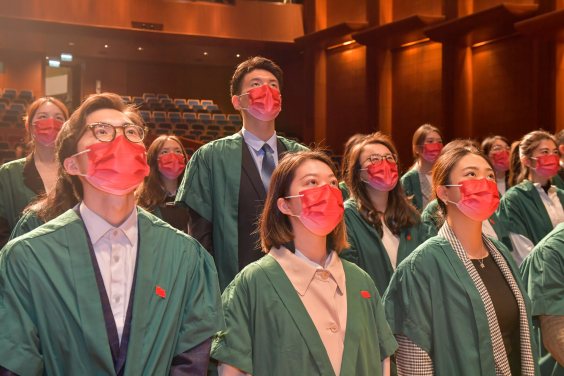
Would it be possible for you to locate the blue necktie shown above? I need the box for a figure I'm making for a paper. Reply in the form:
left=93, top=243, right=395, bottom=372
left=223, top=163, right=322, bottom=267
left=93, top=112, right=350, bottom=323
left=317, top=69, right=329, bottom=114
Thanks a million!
left=261, top=143, right=275, bottom=192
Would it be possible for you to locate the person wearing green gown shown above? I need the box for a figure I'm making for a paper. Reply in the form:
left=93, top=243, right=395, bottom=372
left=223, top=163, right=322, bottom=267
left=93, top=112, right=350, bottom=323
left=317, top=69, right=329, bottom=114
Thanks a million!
left=497, top=130, right=564, bottom=265
left=175, top=57, right=308, bottom=292
left=400, top=123, right=443, bottom=213
left=338, top=133, right=365, bottom=201
left=554, top=130, right=564, bottom=190
left=0, top=97, right=68, bottom=248
left=482, top=135, right=511, bottom=196
left=521, top=223, right=564, bottom=376
left=135, top=135, right=190, bottom=233
left=211, top=150, right=398, bottom=376
left=0, top=93, right=224, bottom=376
left=384, top=145, right=539, bottom=376
left=339, top=132, right=421, bottom=297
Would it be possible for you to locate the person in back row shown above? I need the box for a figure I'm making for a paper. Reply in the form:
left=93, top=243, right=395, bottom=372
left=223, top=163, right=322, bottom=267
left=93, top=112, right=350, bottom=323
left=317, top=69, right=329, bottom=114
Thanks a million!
left=482, top=135, right=511, bottom=196
left=135, top=135, right=190, bottom=233
left=0, top=93, right=224, bottom=376
left=339, top=132, right=423, bottom=297
left=401, top=123, right=443, bottom=212
left=176, top=56, right=308, bottom=291
left=553, top=129, right=564, bottom=190
left=498, top=130, right=564, bottom=265
left=385, top=145, right=538, bottom=376
left=338, top=133, right=365, bottom=201
left=211, top=150, right=397, bottom=376
left=0, top=97, right=69, bottom=248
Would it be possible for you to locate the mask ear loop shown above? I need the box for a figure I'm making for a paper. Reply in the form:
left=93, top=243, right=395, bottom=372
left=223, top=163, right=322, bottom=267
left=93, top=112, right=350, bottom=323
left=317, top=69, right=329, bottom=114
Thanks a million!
left=284, top=194, right=304, bottom=217
left=69, top=149, right=91, bottom=177
left=237, top=93, right=250, bottom=111
left=441, top=184, right=462, bottom=206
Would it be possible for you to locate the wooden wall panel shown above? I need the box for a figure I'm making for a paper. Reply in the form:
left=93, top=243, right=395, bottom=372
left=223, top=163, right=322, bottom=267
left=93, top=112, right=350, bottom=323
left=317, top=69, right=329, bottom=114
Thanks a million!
left=556, top=43, right=564, bottom=133
left=393, top=0, right=444, bottom=21
left=392, top=42, right=443, bottom=167
left=325, top=45, right=368, bottom=155
left=326, top=0, right=367, bottom=27
left=0, top=0, right=303, bottom=43
left=0, top=50, right=44, bottom=98
left=472, top=37, right=535, bottom=143
left=473, top=0, right=535, bottom=13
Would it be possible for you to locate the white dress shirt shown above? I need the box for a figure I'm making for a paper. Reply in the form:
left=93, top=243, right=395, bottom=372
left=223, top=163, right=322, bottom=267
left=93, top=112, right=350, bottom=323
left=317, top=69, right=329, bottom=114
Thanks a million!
left=509, top=183, right=564, bottom=265
left=80, top=202, right=139, bottom=343
left=381, top=222, right=400, bottom=270
left=241, top=127, right=279, bottom=179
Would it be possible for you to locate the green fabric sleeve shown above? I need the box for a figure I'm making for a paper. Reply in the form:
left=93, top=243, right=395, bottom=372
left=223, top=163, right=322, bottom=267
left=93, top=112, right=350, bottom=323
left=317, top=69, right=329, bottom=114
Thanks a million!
left=174, top=239, right=225, bottom=355
left=175, top=147, right=213, bottom=222
left=521, top=229, right=564, bottom=317
left=383, top=251, right=432, bottom=354
left=370, top=278, right=399, bottom=360
left=340, top=209, right=359, bottom=265
left=496, top=192, right=529, bottom=240
left=0, top=241, right=44, bottom=376
left=210, top=274, right=254, bottom=374
left=338, top=182, right=349, bottom=201
left=419, top=199, right=440, bottom=240
left=9, top=210, right=44, bottom=242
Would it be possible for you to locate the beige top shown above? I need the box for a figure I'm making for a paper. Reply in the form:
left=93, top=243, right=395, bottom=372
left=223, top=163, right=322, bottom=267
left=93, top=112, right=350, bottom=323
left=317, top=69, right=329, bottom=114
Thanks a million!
left=269, top=246, right=347, bottom=376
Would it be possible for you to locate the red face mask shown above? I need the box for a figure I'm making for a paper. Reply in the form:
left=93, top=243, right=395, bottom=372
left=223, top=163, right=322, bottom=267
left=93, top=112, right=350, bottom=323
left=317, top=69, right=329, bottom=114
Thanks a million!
left=28, top=119, right=64, bottom=147
left=232, top=85, right=281, bottom=121
left=71, top=135, right=150, bottom=195
left=491, top=150, right=510, bottom=172
left=285, top=184, right=344, bottom=236
left=444, top=179, right=500, bottom=222
left=360, top=161, right=399, bottom=191
left=421, top=143, right=443, bottom=163
left=531, top=154, right=560, bottom=178
left=158, top=153, right=186, bottom=180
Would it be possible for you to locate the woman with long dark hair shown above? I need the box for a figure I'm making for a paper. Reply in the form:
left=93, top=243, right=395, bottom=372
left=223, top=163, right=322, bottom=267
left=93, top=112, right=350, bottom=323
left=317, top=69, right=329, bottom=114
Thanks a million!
left=211, top=149, right=397, bottom=376
left=400, top=124, right=443, bottom=212
left=135, top=135, right=189, bottom=233
left=0, top=97, right=68, bottom=248
left=385, top=146, right=538, bottom=376
left=498, top=130, right=564, bottom=264
left=0, top=93, right=223, bottom=375
left=339, top=132, right=422, bottom=296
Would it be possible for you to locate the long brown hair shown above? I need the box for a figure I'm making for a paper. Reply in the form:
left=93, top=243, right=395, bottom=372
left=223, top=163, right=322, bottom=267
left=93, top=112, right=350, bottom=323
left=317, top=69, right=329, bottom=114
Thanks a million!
left=432, top=147, right=495, bottom=225
left=411, top=123, right=443, bottom=168
left=341, top=133, right=366, bottom=181
left=259, top=149, right=349, bottom=253
left=28, top=93, right=143, bottom=221
left=135, top=135, right=188, bottom=212
left=23, top=97, right=69, bottom=153
left=509, top=130, right=557, bottom=186
left=345, top=132, right=419, bottom=237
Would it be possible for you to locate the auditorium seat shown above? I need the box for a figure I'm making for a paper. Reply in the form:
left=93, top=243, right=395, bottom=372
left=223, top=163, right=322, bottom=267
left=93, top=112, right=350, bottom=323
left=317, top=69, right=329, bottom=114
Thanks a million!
left=139, top=111, right=152, bottom=122
left=145, top=122, right=156, bottom=129
left=223, top=125, right=237, bottom=132
left=178, top=104, right=191, bottom=113
left=222, top=130, right=235, bottom=137
left=185, top=148, right=195, bottom=156
left=227, top=114, right=241, bottom=122
left=2, top=89, right=17, bottom=100
left=19, top=91, right=33, bottom=101
left=12, top=99, right=28, bottom=106
left=0, top=122, right=8, bottom=128
left=182, top=113, right=197, bottom=124
left=201, top=100, right=214, bottom=107
left=0, top=104, right=6, bottom=112
left=182, top=134, right=197, bottom=141
left=143, top=93, right=155, bottom=100
left=198, top=113, right=212, bottom=125
left=155, top=129, right=169, bottom=135
left=2, top=115, right=18, bottom=123
left=172, top=130, right=185, bottom=137
left=192, top=105, right=204, bottom=112
left=0, top=98, right=9, bottom=106
left=158, top=122, right=173, bottom=130
left=174, top=99, right=186, bottom=106
left=187, top=99, right=200, bottom=107
left=0, top=142, right=9, bottom=149
left=175, top=123, right=189, bottom=130
left=132, top=97, right=144, bottom=104
left=206, top=105, right=218, bottom=112
left=0, top=150, right=16, bottom=160
left=121, top=96, right=131, bottom=103
left=168, top=113, right=182, bottom=124
left=153, top=111, right=167, bottom=122
left=192, top=124, right=205, bottom=131
left=157, top=94, right=169, bottom=100
left=147, top=98, right=159, bottom=105
left=199, top=135, right=213, bottom=143
left=213, top=114, right=228, bottom=125
left=207, top=124, right=220, bottom=131
left=160, top=98, right=173, bottom=105
left=10, top=104, right=25, bottom=112
left=189, top=130, right=203, bottom=138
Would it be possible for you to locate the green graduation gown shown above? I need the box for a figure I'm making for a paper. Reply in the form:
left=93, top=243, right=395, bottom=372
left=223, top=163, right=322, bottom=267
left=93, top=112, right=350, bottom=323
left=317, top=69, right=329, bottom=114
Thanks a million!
left=340, top=198, right=423, bottom=295
left=497, top=180, right=564, bottom=246
left=9, top=209, right=44, bottom=242
left=384, top=236, right=539, bottom=376
left=175, top=133, right=308, bottom=291
left=210, top=254, right=398, bottom=376
left=552, top=174, right=564, bottom=191
left=338, top=181, right=350, bottom=201
left=521, top=223, right=564, bottom=376
left=0, top=207, right=225, bottom=376
left=420, top=199, right=511, bottom=249
left=0, top=157, right=43, bottom=247
left=400, top=169, right=423, bottom=212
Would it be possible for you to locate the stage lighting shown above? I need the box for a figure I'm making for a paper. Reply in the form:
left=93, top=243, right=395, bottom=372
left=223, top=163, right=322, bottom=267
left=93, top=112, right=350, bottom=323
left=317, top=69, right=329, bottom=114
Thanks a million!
left=49, top=60, right=61, bottom=67
left=61, top=54, right=73, bottom=62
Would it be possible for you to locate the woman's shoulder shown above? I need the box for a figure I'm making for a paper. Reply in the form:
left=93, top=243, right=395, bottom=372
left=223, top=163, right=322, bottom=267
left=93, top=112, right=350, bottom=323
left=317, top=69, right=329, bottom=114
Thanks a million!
left=396, top=236, right=451, bottom=272
left=503, top=180, right=535, bottom=200
left=401, top=168, right=418, bottom=181
left=0, top=157, right=25, bottom=175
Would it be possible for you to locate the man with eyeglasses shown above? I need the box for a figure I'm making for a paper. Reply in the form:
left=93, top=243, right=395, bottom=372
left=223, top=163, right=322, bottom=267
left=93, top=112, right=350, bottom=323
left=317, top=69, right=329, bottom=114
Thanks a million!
left=0, top=93, right=224, bottom=376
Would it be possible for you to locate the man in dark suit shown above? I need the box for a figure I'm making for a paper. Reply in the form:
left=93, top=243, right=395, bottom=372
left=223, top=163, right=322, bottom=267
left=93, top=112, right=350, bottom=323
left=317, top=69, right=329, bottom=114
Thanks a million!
left=176, top=56, right=308, bottom=291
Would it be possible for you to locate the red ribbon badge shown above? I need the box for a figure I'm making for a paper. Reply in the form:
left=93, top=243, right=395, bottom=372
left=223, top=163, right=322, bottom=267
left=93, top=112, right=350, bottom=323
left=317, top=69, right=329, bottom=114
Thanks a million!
left=489, top=219, right=495, bottom=225
left=361, top=291, right=371, bottom=298
left=407, top=235, right=412, bottom=240
left=156, top=286, right=166, bottom=298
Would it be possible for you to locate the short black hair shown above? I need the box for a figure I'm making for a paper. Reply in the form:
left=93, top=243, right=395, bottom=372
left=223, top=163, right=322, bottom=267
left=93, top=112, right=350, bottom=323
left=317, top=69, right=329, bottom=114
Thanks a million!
left=230, top=56, right=283, bottom=97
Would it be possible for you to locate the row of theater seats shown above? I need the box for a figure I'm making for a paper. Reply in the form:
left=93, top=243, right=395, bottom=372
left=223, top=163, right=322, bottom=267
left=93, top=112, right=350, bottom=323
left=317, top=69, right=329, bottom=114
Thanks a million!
left=0, top=89, right=34, bottom=130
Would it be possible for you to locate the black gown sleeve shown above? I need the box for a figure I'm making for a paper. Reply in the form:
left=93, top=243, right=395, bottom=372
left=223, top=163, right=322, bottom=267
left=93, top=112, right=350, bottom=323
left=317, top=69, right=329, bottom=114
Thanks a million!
left=188, top=206, right=214, bottom=257
left=169, top=337, right=212, bottom=376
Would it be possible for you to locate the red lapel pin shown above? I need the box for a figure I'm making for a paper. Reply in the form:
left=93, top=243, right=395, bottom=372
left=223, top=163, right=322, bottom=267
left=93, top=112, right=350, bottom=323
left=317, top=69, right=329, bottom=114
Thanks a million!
left=407, top=235, right=412, bottom=240
left=361, top=291, right=371, bottom=298
left=156, top=286, right=166, bottom=298
left=489, top=219, right=495, bottom=225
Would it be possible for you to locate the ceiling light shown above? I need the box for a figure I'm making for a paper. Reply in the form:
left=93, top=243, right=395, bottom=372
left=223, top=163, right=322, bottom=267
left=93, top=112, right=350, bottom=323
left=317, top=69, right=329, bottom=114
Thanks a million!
left=105, top=45, right=108, bottom=48
left=138, top=47, right=143, bottom=51
left=400, top=38, right=430, bottom=48
left=326, top=40, right=356, bottom=50
left=45, top=56, right=49, bottom=59
left=204, top=52, right=208, bottom=55
left=48, top=60, right=60, bottom=67
left=69, top=42, right=75, bottom=46
left=61, top=53, right=72, bottom=62
left=237, top=54, right=240, bottom=57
